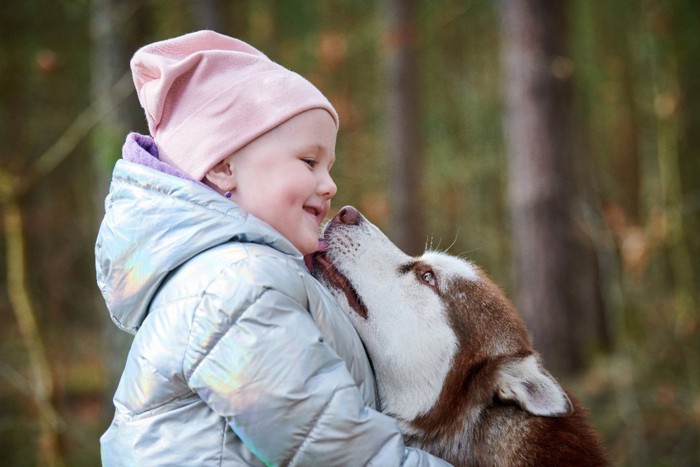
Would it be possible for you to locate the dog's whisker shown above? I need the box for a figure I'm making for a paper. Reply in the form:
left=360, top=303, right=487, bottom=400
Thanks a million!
left=424, top=234, right=434, bottom=252
left=443, top=229, right=461, bottom=254
left=455, top=246, right=483, bottom=259
left=425, top=235, right=443, bottom=253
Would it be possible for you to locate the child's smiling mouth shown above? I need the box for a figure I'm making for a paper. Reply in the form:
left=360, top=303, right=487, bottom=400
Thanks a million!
left=304, top=205, right=325, bottom=225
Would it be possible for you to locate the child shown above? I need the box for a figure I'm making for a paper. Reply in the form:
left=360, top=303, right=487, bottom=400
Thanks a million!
left=96, top=30, right=450, bottom=466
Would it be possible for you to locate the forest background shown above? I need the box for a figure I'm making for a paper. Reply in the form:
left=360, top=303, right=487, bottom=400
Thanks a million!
left=1, top=0, right=699, bottom=466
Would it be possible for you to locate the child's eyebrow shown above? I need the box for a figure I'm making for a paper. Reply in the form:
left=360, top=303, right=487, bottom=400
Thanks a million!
left=304, top=143, right=325, bottom=154
left=302, top=143, right=334, bottom=159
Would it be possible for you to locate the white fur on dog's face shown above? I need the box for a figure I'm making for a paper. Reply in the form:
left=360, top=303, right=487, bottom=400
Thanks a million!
left=316, top=212, right=480, bottom=426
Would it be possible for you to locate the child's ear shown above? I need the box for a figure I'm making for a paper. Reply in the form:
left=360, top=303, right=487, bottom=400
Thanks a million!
left=203, top=158, right=236, bottom=194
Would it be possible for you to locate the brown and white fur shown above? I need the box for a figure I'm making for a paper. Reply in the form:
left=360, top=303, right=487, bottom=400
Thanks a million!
left=313, top=206, right=607, bottom=467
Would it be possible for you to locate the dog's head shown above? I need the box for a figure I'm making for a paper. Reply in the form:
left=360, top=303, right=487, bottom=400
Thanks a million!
left=313, top=206, right=572, bottom=430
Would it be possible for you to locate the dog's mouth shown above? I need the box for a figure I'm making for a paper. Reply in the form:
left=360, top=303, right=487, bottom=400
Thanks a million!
left=314, top=253, right=369, bottom=320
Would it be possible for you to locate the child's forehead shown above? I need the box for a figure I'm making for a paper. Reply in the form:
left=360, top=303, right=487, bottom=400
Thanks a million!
left=267, top=110, right=338, bottom=154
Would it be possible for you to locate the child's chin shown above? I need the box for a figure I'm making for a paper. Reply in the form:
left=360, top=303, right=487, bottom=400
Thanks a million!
left=298, top=237, right=321, bottom=256
left=299, top=245, right=318, bottom=257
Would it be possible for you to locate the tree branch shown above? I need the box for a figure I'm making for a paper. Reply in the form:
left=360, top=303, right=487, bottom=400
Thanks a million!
left=4, top=199, right=64, bottom=466
left=18, top=69, right=134, bottom=195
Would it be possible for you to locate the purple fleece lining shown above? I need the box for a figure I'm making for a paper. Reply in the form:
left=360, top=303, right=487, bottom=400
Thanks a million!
left=122, top=132, right=208, bottom=187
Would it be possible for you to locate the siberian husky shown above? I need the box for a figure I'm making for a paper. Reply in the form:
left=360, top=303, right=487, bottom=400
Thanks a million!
left=313, top=206, right=607, bottom=466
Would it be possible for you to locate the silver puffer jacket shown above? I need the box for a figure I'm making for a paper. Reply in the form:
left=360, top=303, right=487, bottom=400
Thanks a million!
left=96, top=134, right=450, bottom=466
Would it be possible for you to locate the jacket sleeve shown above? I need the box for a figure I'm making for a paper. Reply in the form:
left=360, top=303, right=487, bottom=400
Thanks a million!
left=183, top=255, right=451, bottom=466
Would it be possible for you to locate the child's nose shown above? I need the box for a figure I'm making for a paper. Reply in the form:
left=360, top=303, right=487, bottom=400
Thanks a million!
left=319, top=172, right=337, bottom=199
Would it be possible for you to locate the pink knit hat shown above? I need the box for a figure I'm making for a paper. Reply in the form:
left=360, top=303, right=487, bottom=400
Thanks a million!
left=130, top=30, right=339, bottom=180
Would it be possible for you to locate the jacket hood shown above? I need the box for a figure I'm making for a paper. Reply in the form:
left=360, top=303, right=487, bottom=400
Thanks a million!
left=96, top=133, right=303, bottom=334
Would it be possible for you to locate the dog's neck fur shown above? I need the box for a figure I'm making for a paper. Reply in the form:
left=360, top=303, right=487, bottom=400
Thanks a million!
left=419, top=357, right=544, bottom=465
left=404, top=353, right=512, bottom=464
left=369, top=319, right=459, bottom=425
left=403, top=353, right=605, bottom=466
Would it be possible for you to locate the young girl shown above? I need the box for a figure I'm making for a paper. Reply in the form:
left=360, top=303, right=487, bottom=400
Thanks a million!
left=96, top=30, right=449, bottom=466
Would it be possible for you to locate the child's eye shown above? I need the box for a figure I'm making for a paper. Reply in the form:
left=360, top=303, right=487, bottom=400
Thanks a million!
left=303, top=158, right=317, bottom=168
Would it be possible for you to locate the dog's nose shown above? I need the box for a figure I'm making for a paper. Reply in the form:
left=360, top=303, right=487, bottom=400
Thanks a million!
left=334, top=206, right=361, bottom=225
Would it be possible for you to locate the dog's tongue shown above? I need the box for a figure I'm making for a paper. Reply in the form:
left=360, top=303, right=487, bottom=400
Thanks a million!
left=304, top=238, right=328, bottom=272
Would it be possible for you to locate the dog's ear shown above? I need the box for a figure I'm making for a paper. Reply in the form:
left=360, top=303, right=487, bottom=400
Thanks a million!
left=495, top=354, right=573, bottom=417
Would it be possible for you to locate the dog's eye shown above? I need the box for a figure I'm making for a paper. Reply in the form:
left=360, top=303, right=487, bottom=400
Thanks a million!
left=420, top=270, right=436, bottom=287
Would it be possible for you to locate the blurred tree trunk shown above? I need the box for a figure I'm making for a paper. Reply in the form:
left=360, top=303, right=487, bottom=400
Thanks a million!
left=501, top=0, right=607, bottom=375
left=90, top=0, right=141, bottom=408
left=669, top=0, right=700, bottom=313
left=1, top=195, right=63, bottom=466
left=385, top=0, right=425, bottom=255
left=190, top=0, right=225, bottom=31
